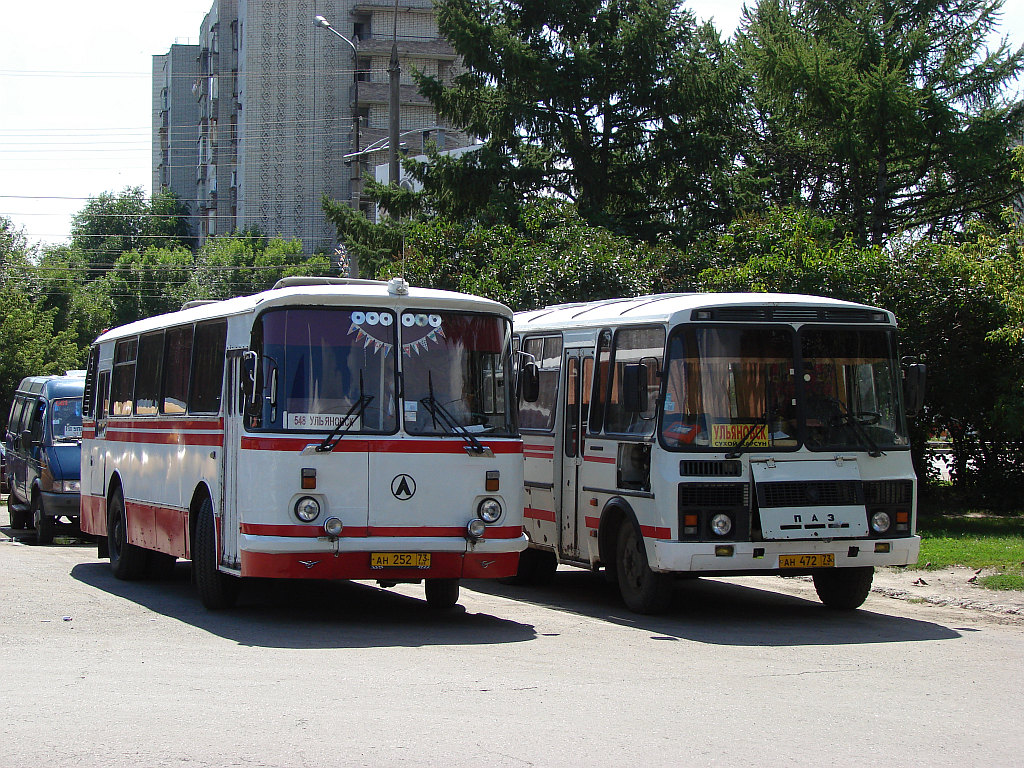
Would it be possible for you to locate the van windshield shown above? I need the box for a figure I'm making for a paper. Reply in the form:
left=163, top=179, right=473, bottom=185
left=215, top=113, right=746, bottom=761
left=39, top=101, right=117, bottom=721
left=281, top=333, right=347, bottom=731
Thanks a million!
left=50, top=398, right=83, bottom=443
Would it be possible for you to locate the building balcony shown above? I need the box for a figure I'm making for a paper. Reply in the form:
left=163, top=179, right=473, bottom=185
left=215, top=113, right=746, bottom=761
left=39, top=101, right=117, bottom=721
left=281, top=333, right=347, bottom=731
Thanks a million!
left=354, top=81, right=432, bottom=107
left=355, top=36, right=458, bottom=59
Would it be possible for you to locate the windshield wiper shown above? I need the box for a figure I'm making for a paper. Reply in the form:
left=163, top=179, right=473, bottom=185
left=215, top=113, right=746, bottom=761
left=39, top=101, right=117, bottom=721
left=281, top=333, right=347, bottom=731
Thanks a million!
left=725, top=418, right=766, bottom=459
left=316, top=373, right=374, bottom=453
left=420, top=371, right=485, bottom=454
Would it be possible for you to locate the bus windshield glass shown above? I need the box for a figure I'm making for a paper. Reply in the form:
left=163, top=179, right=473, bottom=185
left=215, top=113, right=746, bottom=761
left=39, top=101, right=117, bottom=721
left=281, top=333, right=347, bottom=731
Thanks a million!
left=662, top=327, right=798, bottom=451
left=402, top=311, right=515, bottom=437
left=800, top=326, right=907, bottom=451
left=661, top=325, right=907, bottom=452
left=250, top=308, right=398, bottom=433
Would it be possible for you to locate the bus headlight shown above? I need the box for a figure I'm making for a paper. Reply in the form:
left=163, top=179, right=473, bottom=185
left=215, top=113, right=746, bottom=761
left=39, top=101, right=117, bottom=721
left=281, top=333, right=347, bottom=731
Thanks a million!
left=323, top=517, right=344, bottom=537
left=477, top=498, right=502, bottom=524
left=294, top=496, right=321, bottom=523
left=870, top=511, right=892, bottom=534
left=710, top=513, right=733, bottom=536
left=466, top=519, right=487, bottom=540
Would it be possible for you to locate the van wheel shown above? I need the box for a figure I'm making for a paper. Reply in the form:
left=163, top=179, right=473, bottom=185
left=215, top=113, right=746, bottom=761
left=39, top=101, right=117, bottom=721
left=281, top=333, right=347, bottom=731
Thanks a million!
left=33, top=495, right=54, bottom=545
left=107, top=489, right=147, bottom=580
left=194, top=497, right=240, bottom=609
left=616, top=521, right=672, bottom=614
left=424, top=578, right=460, bottom=610
left=813, top=566, right=874, bottom=610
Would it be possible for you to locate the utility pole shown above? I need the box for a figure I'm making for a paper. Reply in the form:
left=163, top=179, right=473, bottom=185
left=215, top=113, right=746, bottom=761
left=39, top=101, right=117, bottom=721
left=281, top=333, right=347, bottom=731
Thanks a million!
left=388, top=0, right=400, bottom=186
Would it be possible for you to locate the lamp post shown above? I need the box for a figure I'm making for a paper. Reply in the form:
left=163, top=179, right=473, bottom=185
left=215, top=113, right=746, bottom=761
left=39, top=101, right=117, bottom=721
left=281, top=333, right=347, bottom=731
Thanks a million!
left=314, top=15, right=361, bottom=208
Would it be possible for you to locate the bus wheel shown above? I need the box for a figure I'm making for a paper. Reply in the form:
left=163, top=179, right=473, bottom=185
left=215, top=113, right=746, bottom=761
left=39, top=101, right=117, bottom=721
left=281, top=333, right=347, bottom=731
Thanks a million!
left=616, top=521, right=672, bottom=614
left=33, top=495, right=54, bottom=545
left=107, top=489, right=147, bottom=580
left=424, top=578, right=460, bottom=610
left=194, top=497, right=240, bottom=609
left=812, top=566, right=874, bottom=610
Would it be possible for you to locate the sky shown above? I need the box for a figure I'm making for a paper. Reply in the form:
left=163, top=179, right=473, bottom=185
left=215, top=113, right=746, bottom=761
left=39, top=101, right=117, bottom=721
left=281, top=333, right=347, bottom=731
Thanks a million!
left=1, top=0, right=1023, bottom=249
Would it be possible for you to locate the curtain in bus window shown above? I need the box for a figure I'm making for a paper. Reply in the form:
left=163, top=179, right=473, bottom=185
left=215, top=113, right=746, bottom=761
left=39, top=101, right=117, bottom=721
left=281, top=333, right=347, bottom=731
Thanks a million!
left=111, top=338, right=138, bottom=416
left=189, top=321, right=227, bottom=414
left=134, top=332, right=164, bottom=416
left=162, top=326, right=193, bottom=415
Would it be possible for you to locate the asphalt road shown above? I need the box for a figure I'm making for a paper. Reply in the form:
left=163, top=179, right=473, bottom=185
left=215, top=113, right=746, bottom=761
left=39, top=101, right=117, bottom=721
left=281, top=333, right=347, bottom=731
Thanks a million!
left=1, top=523, right=1021, bottom=768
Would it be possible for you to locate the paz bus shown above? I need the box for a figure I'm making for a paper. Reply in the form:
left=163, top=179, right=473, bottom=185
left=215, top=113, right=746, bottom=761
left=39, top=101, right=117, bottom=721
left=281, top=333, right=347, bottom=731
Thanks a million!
left=513, top=293, right=925, bottom=613
left=80, top=277, right=526, bottom=609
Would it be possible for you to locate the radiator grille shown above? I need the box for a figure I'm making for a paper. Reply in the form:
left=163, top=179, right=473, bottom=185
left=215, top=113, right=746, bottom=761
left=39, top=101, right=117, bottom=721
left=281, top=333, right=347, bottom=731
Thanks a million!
left=679, top=483, right=749, bottom=508
left=760, top=480, right=861, bottom=508
left=680, top=460, right=743, bottom=478
left=863, top=480, right=913, bottom=505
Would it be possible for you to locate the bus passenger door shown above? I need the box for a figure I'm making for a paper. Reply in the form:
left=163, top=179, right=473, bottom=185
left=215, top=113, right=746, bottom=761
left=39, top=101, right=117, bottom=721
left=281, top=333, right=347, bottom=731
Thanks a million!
left=219, top=353, right=242, bottom=567
left=559, top=352, right=591, bottom=560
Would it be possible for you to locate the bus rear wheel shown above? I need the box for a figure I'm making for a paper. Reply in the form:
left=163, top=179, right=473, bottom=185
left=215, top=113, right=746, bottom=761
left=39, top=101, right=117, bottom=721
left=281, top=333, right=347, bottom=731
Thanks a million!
left=813, top=566, right=874, bottom=610
left=424, top=578, right=459, bottom=610
left=108, top=490, right=147, bottom=579
left=194, top=497, right=240, bottom=609
left=616, top=521, right=672, bottom=614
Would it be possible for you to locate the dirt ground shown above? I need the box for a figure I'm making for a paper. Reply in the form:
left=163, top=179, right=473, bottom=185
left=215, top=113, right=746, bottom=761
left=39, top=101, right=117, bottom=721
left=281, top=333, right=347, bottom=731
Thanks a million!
left=868, top=564, right=1024, bottom=618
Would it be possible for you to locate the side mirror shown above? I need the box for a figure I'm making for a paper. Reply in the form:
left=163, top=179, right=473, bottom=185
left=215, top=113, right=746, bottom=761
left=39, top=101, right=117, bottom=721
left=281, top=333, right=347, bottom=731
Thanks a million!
left=903, top=363, right=926, bottom=418
left=520, top=361, right=540, bottom=403
left=622, top=363, right=649, bottom=414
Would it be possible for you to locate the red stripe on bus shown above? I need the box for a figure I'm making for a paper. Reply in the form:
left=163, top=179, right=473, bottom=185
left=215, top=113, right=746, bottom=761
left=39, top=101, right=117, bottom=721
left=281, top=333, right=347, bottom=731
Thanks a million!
left=80, top=494, right=107, bottom=536
left=525, top=507, right=556, bottom=522
left=125, top=499, right=188, bottom=557
left=240, top=523, right=523, bottom=539
left=523, top=443, right=554, bottom=453
left=583, top=455, right=616, bottom=464
left=239, top=437, right=522, bottom=454
left=102, top=430, right=224, bottom=447
left=524, top=451, right=554, bottom=459
left=105, top=417, right=224, bottom=431
left=239, top=550, right=520, bottom=580
left=584, top=516, right=671, bottom=540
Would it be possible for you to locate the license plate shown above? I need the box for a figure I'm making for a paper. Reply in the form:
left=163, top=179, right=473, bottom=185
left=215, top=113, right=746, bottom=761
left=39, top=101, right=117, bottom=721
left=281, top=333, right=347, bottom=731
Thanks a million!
left=779, top=553, right=835, bottom=569
left=370, top=552, right=431, bottom=569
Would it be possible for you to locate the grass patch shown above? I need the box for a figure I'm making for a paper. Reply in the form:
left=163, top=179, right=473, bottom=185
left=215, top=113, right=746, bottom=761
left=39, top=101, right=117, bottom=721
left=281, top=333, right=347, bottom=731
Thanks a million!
left=914, top=514, right=1024, bottom=590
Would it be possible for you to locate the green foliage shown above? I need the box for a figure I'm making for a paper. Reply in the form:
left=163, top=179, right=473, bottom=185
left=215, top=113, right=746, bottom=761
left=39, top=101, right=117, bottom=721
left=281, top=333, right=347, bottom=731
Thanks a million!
left=405, top=0, right=745, bottom=244
left=915, top=515, right=1024, bottom=581
left=0, top=218, right=83, bottom=426
left=375, top=200, right=669, bottom=309
left=737, top=0, right=1024, bottom=245
left=70, top=186, right=194, bottom=271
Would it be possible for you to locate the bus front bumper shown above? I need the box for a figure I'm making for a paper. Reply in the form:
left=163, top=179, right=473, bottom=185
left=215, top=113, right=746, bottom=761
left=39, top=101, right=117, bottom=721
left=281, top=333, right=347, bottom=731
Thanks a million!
left=651, top=535, right=921, bottom=575
left=238, top=532, right=529, bottom=580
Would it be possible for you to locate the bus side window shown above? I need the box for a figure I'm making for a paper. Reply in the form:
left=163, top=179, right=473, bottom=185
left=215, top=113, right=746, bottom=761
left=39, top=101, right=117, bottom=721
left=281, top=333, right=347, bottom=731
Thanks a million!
left=589, top=330, right=612, bottom=434
left=111, top=338, right=138, bottom=416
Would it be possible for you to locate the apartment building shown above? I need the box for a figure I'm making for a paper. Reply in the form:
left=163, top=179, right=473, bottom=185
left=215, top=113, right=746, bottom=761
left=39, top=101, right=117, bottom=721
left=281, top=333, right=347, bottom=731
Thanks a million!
left=152, top=0, right=470, bottom=259
left=152, top=44, right=201, bottom=236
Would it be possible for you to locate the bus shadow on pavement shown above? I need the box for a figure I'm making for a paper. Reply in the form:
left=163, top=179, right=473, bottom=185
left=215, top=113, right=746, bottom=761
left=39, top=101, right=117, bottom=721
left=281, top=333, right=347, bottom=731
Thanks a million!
left=70, top=561, right=537, bottom=650
left=467, top=569, right=963, bottom=647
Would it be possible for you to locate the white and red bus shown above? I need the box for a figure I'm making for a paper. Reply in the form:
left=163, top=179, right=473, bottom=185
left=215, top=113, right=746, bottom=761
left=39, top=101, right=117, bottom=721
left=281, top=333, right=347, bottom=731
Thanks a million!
left=80, top=277, right=526, bottom=609
left=514, top=293, right=925, bottom=613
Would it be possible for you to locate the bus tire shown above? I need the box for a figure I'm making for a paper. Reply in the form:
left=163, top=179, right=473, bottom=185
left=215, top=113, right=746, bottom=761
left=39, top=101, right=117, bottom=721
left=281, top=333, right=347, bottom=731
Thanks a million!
left=813, top=566, right=874, bottom=610
left=616, top=521, right=672, bottom=614
left=424, top=578, right=459, bottom=610
left=33, top=494, right=55, bottom=545
left=194, top=497, right=240, bottom=609
left=108, top=489, right=147, bottom=580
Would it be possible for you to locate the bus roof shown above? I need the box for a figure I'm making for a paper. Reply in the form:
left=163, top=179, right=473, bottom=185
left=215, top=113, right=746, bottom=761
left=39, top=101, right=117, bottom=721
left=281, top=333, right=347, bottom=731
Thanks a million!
left=513, top=292, right=895, bottom=331
left=93, top=279, right=513, bottom=344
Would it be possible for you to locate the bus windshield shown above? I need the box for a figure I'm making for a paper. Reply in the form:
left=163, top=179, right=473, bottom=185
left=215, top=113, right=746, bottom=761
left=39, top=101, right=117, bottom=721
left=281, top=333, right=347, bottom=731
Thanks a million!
left=402, top=311, right=515, bottom=437
left=661, top=325, right=907, bottom=452
left=250, top=307, right=399, bottom=433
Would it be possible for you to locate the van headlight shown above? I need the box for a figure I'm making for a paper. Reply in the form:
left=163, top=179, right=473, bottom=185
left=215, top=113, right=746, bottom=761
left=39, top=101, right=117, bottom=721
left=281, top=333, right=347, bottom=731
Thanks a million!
left=294, top=496, right=321, bottom=522
left=477, top=498, right=502, bottom=524
left=61, top=480, right=80, bottom=493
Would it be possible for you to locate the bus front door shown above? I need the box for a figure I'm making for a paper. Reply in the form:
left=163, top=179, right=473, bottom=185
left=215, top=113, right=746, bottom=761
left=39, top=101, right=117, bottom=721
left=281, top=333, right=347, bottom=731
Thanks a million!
left=558, top=351, right=591, bottom=561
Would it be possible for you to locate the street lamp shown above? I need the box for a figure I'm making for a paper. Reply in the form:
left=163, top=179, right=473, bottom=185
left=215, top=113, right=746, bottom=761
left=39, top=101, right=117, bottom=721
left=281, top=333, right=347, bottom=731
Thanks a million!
left=314, top=15, right=361, bottom=207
